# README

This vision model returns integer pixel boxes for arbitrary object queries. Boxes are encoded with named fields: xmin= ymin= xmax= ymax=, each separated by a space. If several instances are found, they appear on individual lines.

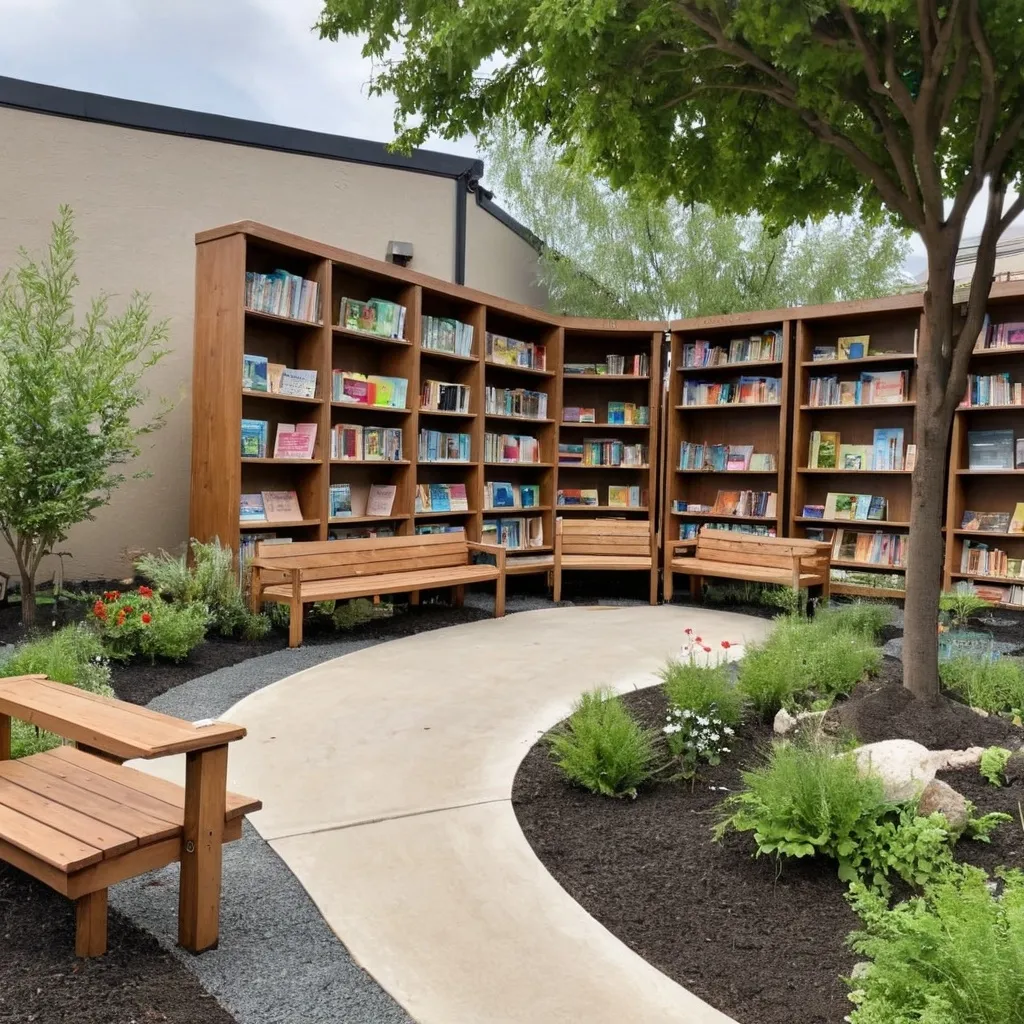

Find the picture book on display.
xmin=484 ymin=482 xmax=540 ymax=509
xmin=243 ymin=354 xmax=269 ymax=392
xmin=485 ymin=387 xmax=548 ymax=420
xmin=246 ymin=270 xmax=320 ymax=322
xmin=557 ymin=488 xmax=600 ymax=507
xmin=482 ymin=516 xmax=544 ymax=550
xmin=339 ymin=296 xmax=407 ymax=339
xmin=608 ymin=485 xmax=646 ymax=508
xmin=838 ymin=444 xmax=872 ymax=471
xmin=422 ymin=316 xmax=474 ymax=356
xmin=331 ymin=483 xmax=397 ymax=519
xmin=710 ymin=490 xmax=776 ymax=518
xmin=807 ymin=431 xmax=840 ymax=469
xmin=823 ymin=492 xmax=888 ymax=521
xmin=262 ymin=491 xmax=303 ymax=523
xmin=960 ymin=541 xmax=1024 ymax=579
xmin=484 ymin=432 xmax=540 ymax=464
xmin=278 ymin=369 xmax=318 ymax=399
xmin=563 ymin=407 xmax=597 ymax=423
xmin=415 ymin=483 xmax=469 ymax=513
xmin=975 ymin=317 xmax=1024 ymax=351
xmin=960 ymin=510 xmax=1012 ymax=533
xmin=241 ymin=419 xmax=268 ymax=458
xmin=968 ymin=429 xmax=1015 ymax=470
xmin=273 ymin=423 xmax=317 ymax=459
xmin=485 ymin=333 xmax=546 ymax=370
xmin=331 ymin=424 xmax=404 ymax=461
xmin=837 ymin=335 xmax=870 ymax=360
xmin=240 ymin=493 xmax=266 ymax=521
xmin=832 ymin=529 xmax=907 ymax=567
xmin=332 ymin=371 xmax=409 ymax=408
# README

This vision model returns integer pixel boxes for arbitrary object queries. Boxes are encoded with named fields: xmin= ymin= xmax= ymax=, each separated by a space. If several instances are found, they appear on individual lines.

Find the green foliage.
xmin=547 ymin=689 xmax=658 ymax=798
xmin=0 ymin=206 xmax=168 ymax=627
xmin=136 ymin=539 xmax=270 ymax=640
xmin=940 ymin=655 xmax=1024 ymax=716
xmin=845 ymin=868 xmax=1024 ymax=1024
xmin=88 ymin=587 xmax=208 ymax=663
xmin=814 ymin=602 xmax=895 ymax=642
xmin=703 ymin=580 xmax=806 ymax=615
xmin=963 ymin=806 xmax=1013 ymax=842
xmin=940 ymin=583 xmax=994 ymax=628
xmin=659 ymin=659 xmax=742 ymax=727
xmin=481 ymin=125 xmax=909 ymax=319
xmin=980 ymin=747 xmax=1013 ymax=787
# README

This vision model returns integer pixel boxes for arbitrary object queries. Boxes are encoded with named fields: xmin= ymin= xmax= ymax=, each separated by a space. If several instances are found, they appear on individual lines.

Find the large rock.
xmin=774 ymin=708 xmax=828 ymax=736
xmin=852 ymin=739 xmax=936 ymax=802
xmin=930 ymin=746 xmax=985 ymax=771
xmin=917 ymin=779 xmax=969 ymax=833
xmin=774 ymin=708 xmax=797 ymax=735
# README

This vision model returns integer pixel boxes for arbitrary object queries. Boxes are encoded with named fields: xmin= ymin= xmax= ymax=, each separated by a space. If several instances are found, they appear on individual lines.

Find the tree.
xmin=0 ymin=207 xmax=169 ymax=627
xmin=319 ymin=0 xmax=1024 ymax=698
xmin=484 ymin=125 xmax=911 ymax=319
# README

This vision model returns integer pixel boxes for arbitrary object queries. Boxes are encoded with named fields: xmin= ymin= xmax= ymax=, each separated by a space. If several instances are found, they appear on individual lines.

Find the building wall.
xmin=465 ymin=198 xmax=548 ymax=310
xmin=0 ymin=105 xmax=542 ymax=581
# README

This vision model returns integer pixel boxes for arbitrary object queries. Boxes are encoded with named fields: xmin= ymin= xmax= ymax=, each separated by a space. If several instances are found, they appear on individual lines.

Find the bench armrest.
xmin=670 ymin=540 xmax=698 ymax=556
xmin=466 ymin=541 xmax=507 ymax=572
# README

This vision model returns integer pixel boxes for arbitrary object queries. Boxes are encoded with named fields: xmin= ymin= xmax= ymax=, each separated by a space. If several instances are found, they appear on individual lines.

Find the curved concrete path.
xmin=222 ymin=605 xmax=769 ymax=1023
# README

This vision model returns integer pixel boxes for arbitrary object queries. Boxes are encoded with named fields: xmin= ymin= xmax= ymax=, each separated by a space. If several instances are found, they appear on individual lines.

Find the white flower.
xmin=724 ymin=727 xmax=735 ymax=736
xmin=709 ymin=732 xmax=720 ymax=742
xmin=721 ymin=747 xmax=730 ymax=754
xmin=696 ymin=716 xmax=708 ymax=726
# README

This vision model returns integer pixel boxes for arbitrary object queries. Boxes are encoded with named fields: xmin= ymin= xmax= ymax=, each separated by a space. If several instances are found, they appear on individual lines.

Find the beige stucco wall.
xmin=465 ymin=198 xmax=548 ymax=309
xmin=0 ymin=105 xmax=544 ymax=582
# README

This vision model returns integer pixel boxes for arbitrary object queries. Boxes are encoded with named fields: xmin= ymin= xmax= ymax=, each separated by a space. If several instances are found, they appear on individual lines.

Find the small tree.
xmin=0 ymin=207 xmax=169 ymax=627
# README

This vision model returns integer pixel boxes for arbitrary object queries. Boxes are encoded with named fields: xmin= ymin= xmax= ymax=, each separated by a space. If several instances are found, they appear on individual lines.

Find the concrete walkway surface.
xmin=216 ymin=606 xmax=769 ymax=1022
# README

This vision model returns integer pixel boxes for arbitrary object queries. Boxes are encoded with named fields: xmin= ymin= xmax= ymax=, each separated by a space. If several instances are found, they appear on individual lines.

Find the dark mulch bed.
xmin=512 ymin=684 xmax=1024 ymax=1024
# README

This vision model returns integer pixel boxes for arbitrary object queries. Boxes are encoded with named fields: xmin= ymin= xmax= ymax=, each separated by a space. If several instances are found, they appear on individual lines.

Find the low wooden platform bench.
xmin=664 ymin=528 xmax=832 ymax=602
xmin=250 ymin=532 xmax=507 ymax=647
xmin=553 ymin=518 xmax=659 ymax=605
xmin=0 ymin=674 xmax=260 ymax=957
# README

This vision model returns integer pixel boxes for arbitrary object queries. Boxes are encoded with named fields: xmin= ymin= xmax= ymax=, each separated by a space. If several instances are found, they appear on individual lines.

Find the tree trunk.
xmin=19 ymin=568 xmax=35 ymax=629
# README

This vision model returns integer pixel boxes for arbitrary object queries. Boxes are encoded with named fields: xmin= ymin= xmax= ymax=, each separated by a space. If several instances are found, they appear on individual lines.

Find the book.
xmin=862 ymin=370 xmax=906 ymax=403
xmin=808 ymin=431 xmax=840 ymax=469
xmin=415 ymin=483 xmax=468 ymax=513
xmin=239 ymin=493 xmax=266 ymax=521
xmin=1018 ymin=439 xmax=1024 ymax=469
xmin=812 ymin=346 xmax=837 ymax=361
xmin=334 ymin=372 xmax=374 ymax=405
xmin=872 ymin=428 xmax=905 ymax=471
xmin=243 ymin=354 xmax=269 ymax=392
xmin=267 ymin=362 xmax=286 ymax=394
xmin=486 ymin=332 xmax=547 ymax=370
xmin=748 ymin=453 xmax=777 ymax=471
xmin=367 ymin=484 xmax=397 ymax=517
xmin=369 ymin=374 xmax=410 ymax=409
xmin=726 ymin=445 xmax=754 ymax=471
xmin=968 ymin=429 xmax=1015 ymax=470
xmin=486 ymin=387 xmax=549 ymax=420
xmin=273 ymin=422 xmax=317 ymax=459
xmin=802 ymin=505 xmax=825 ymax=519
xmin=825 ymin=492 xmax=858 ymax=520
xmin=488 ymin=482 xmax=518 ymax=508
xmin=961 ymin=511 xmax=1010 ymax=532
xmin=422 ymin=316 xmax=474 ymax=356
xmin=905 ymin=444 xmax=917 ymax=472
xmin=246 ymin=270 xmax=320 ymax=322
xmin=278 ymin=368 xmax=318 ymax=399
xmin=329 ymin=484 xmax=352 ymax=518
xmin=867 ymin=496 xmax=888 ymax=521
xmin=839 ymin=444 xmax=872 ymax=471
xmin=262 ymin=490 xmax=303 ymax=522
xmin=1010 ymin=503 xmax=1024 ymax=534
xmin=838 ymin=335 xmax=870 ymax=360
xmin=240 ymin=419 xmax=268 ymax=458
xmin=557 ymin=488 xmax=600 ymax=506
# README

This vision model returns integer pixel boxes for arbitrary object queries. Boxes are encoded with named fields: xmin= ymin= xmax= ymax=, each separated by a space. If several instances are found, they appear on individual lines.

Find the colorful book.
xmin=329 ymin=484 xmax=353 ymax=518
xmin=1010 ymin=503 xmax=1024 ymax=534
xmin=838 ymin=335 xmax=870 ymax=360
xmin=273 ymin=423 xmax=317 ymax=459
xmin=239 ymin=493 xmax=266 ymax=521
xmin=872 ymin=428 xmax=905 ymax=471
xmin=240 ymin=419 xmax=268 ymax=458
xmin=243 ymin=354 xmax=269 ymax=392
xmin=278 ymin=368 xmax=318 ymax=399
xmin=839 ymin=444 xmax=872 ymax=471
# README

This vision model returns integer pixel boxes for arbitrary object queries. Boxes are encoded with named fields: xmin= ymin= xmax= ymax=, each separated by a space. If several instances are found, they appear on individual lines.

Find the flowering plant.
xmin=87 ymin=587 xmax=208 ymax=662
xmin=663 ymin=703 xmax=735 ymax=779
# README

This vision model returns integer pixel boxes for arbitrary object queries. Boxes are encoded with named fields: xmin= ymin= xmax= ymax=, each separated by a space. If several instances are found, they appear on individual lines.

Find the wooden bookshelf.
xmin=556 ymin=321 xmax=662 ymax=597
xmin=662 ymin=317 xmax=791 ymax=598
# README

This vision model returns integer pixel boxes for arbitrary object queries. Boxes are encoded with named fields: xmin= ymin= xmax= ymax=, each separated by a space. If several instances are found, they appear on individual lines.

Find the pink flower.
xmin=684 ymin=628 xmax=693 ymax=636
xmin=695 ymin=636 xmax=703 ymax=644
xmin=702 ymin=645 xmax=712 ymax=653
xmin=721 ymin=640 xmax=732 ymax=649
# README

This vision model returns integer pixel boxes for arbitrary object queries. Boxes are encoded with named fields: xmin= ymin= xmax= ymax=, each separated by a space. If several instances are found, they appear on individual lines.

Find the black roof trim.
xmin=0 ymin=76 xmax=485 ymax=181
xmin=475 ymin=187 xmax=544 ymax=253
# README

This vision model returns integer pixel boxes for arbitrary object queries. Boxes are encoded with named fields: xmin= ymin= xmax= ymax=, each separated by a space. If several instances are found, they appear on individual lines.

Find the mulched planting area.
xmin=513 ymin=680 xmax=1024 ymax=1024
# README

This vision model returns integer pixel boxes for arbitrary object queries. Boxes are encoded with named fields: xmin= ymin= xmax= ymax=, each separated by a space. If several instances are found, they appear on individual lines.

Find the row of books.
xmin=680 ymin=331 xmax=783 ymax=368
xmin=810 ymin=335 xmax=885 ymax=361
xmin=241 ymin=420 xmax=316 ymax=459
xmin=967 ymin=581 xmax=1024 ymax=607
xmin=564 ymin=354 xmax=650 ymax=376
xmin=238 ymin=533 xmax=291 ymax=583
xmin=484 ymin=482 xmax=540 ymax=509
xmin=419 ymin=430 xmax=471 ymax=463
xmin=415 ymin=483 xmax=469 ymax=513
xmin=482 ymin=517 xmax=545 ymax=551
xmin=975 ymin=316 xmax=1024 ymax=350
xmin=833 ymin=528 xmax=906 ymax=566
xmin=557 ymin=486 xmax=646 ymax=508
xmin=485 ymin=386 xmax=548 ymax=420
xmin=710 ymin=490 xmax=777 ymax=518
xmin=678 ymin=443 xmax=776 ymax=472
xmin=485 ymin=332 xmax=546 ymax=370
xmin=422 ymin=316 xmax=473 ymax=356
xmin=240 ymin=491 xmax=306 ymax=523
xmin=333 ymin=525 xmax=397 ymax=540
xmin=802 ymin=493 xmax=888 ymax=521
xmin=961 ymin=373 xmax=1024 ymax=407
xmin=422 ymin=380 xmax=471 ymax=414
xmin=961 ymin=505 xmax=1024 ymax=533
xmin=484 ymin=433 xmax=541 ymax=464
xmin=807 ymin=428 xmax=911 ymax=471
xmin=563 ymin=402 xmax=650 ymax=425
xmin=415 ymin=524 xmax=464 ymax=536
xmin=339 ymin=296 xmax=406 ymax=339
xmin=245 ymin=271 xmax=320 ymax=323
xmin=679 ymin=522 xmax=777 ymax=539
xmin=331 ymin=424 xmax=404 ymax=461
xmin=960 ymin=541 xmax=1024 ymax=579
xmin=558 ymin=441 xmax=648 ymax=467
xmin=682 ymin=377 xmax=781 ymax=406
xmin=333 ymin=371 xmax=409 ymax=408
xmin=329 ymin=483 xmax=397 ymax=518
xmin=967 ymin=429 xmax=1024 ymax=469
xmin=242 ymin=356 xmax=318 ymax=398
xmin=807 ymin=371 xmax=907 ymax=406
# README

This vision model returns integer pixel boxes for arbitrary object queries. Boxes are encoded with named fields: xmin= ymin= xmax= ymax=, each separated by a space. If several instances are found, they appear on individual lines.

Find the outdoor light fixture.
xmin=386 ymin=240 xmax=413 ymax=267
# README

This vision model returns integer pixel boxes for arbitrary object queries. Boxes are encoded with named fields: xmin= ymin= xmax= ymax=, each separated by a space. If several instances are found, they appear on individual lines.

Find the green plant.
xmin=981 ymin=747 xmax=1013 ymax=787
xmin=845 ymin=868 xmax=1024 ymax=1024
xmin=940 ymin=582 xmax=994 ymax=628
xmin=88 ymin=587 xmax=208 ymax=662
xmin=0 ymin=206 xmax=169 ymax=627
xmin=659 ymin=657 xmax=742 ymax=728
xmin=814 ymin=601 xmax=895 ymax=641
xmin=662 ymin=704 xmax=735 ymax=779
xmin=547 ymin=689 xmax=658 ymax=798
xmin=135 ymin=539 xmax=270 ymax=640
xmin=940 ymin=655 xmax=1024 ymax=716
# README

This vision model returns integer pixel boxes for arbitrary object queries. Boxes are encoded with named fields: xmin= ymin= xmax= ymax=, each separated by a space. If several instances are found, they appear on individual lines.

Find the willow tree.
xmin=319 ymin=0 xmax=1024 ymax=698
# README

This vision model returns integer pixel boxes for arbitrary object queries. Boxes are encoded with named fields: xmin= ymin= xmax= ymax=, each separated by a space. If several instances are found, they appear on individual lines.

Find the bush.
xmin=136 ymin=539 xmax=270 ymax=640
xmin=940 ymin=655 xmax=1024 ymax=715
xmin=846 ymin=867 xmax=1024 ymax=1024
xmin=939 ymin=582 xmax=993 ymax=628
xmin=88 ymin=587 xmax=208 ymax=662
xmin=814 ymin=601 xmax=895 ymax=641
xmin=660 ymin=659 xmax=743 ymax=727
xmin=980 ymin=746 xmax=1013 ymax=787
xmin=547 ymin=689 xmax=658 ymax=798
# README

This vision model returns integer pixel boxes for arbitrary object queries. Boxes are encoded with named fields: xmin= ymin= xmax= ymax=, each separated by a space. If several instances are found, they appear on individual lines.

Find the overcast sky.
xmin=5 ymin=0 xmax=1022 ymax=279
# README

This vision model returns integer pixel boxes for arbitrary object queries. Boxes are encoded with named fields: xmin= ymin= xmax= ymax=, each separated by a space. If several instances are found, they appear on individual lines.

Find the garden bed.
xmin=512 ymin=675 xmax=1024 ymax=1024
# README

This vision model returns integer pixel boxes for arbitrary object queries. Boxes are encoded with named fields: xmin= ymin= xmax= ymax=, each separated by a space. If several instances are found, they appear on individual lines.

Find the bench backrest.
xmin=556 ymin=517 xmax=652 ymax=558
xmin=694 ymin=528 xmax=831 ymax=568
xmin=255 ymin=533 xmax=471 ymax=584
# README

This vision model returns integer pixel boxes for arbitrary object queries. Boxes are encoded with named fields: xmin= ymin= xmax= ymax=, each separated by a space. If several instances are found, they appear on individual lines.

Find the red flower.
xmin=92 ymin=600 xmax=107 ymax=619
xmin=103 ymin=590 xmax=120 ymax=602
xmin=141 ymin=612 xmax=152 ymax=624
xmin=123 ymin=606 xmax=133 ymax=615
xmin=684 ymin=628 xmax=693 ymax=636
xmin=694 ymin=636 xmax=703 ymax=644
xmin=702 ymin=645 xmax=712 ymax=653
xmin=116 ymin=610 xmax=127 ymax=627
xmin=721 ymin=640 xmax=732 ymax=649
xmin=138 ymin=585 xmax=153 ymax=598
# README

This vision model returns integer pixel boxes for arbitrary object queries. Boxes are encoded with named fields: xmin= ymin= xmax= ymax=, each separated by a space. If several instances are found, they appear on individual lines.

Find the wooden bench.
xmin=552 ymin=518 xmax=658 ymax=605
xmin=664 ymin=528 xmax=832 ymax=602
xmin=250 ymin=532 xmax=507 ymax=647
xmin=0 ymin=675 xmax=260 ymax=957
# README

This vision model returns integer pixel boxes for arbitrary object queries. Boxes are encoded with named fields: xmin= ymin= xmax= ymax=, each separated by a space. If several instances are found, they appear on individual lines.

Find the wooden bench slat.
xmin=256 ymin=532 xmax=462 ymax=557
xmin=0 ymin=800 xmax=102 ymax=872
xmin=262 ymin=564 xmax=499 ymax=603
xmin=560 ymin=555 xmax=652 ymax=569
xmin=257 ymin=543 xmax=469 ymax=573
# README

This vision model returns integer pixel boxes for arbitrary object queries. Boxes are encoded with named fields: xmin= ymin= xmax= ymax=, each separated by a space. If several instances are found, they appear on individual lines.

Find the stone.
xmin=851 ymin=739 xmax=936 ymax=802
xmin=774 ymin=708 xmax=797 ymax=735
xmin=774 ymin=708 xmax=827 ymax=736
xmin=917 ymin=779 xmax=969 ymax=833
xmin=930 ymin=747 xmax=985 ymax=771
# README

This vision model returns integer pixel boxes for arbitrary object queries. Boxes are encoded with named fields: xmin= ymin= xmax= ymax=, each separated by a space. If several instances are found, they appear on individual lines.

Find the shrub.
xmin=660 ymin=658 xmax=743 ymax=727
xmin=939 ymin=582 xmax=993 ymax=628
xmin=88 ymin=587 xmax=208 ymax=662
xmin=846 ymin=868 xmax=1024 ymax=1024
xmin=980 ymin=746 xmax=1013 ymax=787
xmin=547 ymin=689 xmax=658 ymax=798
xmin=135 ymin=539 xmax=270 ymax=640
xmin=940 ymin=655 xmax=1024 ymax=715
xmin=814 ymin=601 xmax=895 ymax=641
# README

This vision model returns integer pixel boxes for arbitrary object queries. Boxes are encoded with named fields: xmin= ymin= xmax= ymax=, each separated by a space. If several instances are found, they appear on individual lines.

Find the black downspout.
xmin=454 ymin=171 xmax=469 ymax=285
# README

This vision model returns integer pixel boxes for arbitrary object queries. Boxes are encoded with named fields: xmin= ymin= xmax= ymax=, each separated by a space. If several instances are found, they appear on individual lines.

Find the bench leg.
xmin=663 ymin=568 xmax=674 ymax=603
xmin=552 ymin=568 xmax=562 ymax=604
xmin=76 ymin=889 xmax=108 ymax=957
xmin=494 ymin=575 xmax=506 ymax=618
xmin=689 ymin=574 xmax=702 ymax=602
xmin=649 ymin=568 xmax=658 ymax=606
xmin=288 ymin=599 xmax=303 ymax=648
xmin=179 ymin=744 xmax=228 ymax=954
xmin=409 ymin=590 xmax=421 ymax=607
xmin=0 ymin=713 xmax=9 ymax=761
xmin=452 ymin=585 xmax=465 ymax=608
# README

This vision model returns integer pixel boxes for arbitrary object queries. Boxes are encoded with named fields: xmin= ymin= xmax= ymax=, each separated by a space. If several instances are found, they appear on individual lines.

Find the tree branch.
xmin=1000 ymin=191 xmax=1024 ymax=236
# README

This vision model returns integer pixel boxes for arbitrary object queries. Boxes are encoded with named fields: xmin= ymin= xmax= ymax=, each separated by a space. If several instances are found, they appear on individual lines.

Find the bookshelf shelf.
xmin=485 ymin=461 xmax=554 ymax=468
xmin=241 ymin=457 xmax=323 ymax=465
xmin=954 ymin=529 xmax=1024 ymax=537
xmin=330 ymin=403 xmax=412 ymax=415
xmin=483 ymin=506 xmax=551 ymax=514
xmin=677 ymin=359 xmax=782 ymax=373
xmin=674 ymin=402 xmax=781 ymax=411
xmin=967 ymin=347 xmax=1024 ymax=359
xmin=420 ymin=460 xmax=474 ymax=465
xmin=419 ymin=408 xmax=477 ymax=418
xmin=800 ymin=353 xmax=917 ymax=368
xmin=484 ymin=360 xmax=555 ymax=378
xmin=245 ymin=307 xmax=322 ymax=329
xmin=560 ymin=421 xmax=649 ymax=429
xmin=952 ymin=572 xmax=1024 ymax=584
xmin=485 ymin=414 xmax=555 ymax=424
xmin=329 ymin=514 xmax=411 ymax=524
xmin=798 ymin=468 xmax=912 ymax=475
xmin=330 ymin=459 xmax=410 ymax=466
xmin=675 ymin=512 xmax=778 ymax=522
xmin=242 ymin=389 xmax=323 ymax=405
xmin=240 ymin=518 xmax=321 ymax=530
xmin=832 ymin=559 xmax=906 ymax=571
xmin=414 ymin=508 xmax=475 ymax=519
xmin=676 ymin=468 xmax=776 ymax=475
xmin=557 ymin=505 xmax=649 ymax=513
xmin=955 ymin=468 xmax=1024 ymax=475
xmin=332 ymin=324 xmax=411 ymax=347
xmin=559 ymin=464 xmax=651 ymax=471
xmin=564 ymin=374 xmax=651 ymax=382
xmin=799 ymin=401 xmax=917 ymax=410
xmin=832 ymin=582 xmax=907 ymax=599
xmin=420 ymin=347 xmax=479 ymax=364
xmin=957 ymin=404 xmax=1024 ymax=412
xmin=796 ymin=516 xmax=909 ymax=528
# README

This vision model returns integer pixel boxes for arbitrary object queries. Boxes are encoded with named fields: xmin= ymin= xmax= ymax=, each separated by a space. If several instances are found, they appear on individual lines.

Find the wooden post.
xmin=409 ymin=590 xmax=421 ymax=606
xmin=249 ymin=562 xmax=262 ymax=614
xmin=648 ymin=533 xmax=659 ymax=606
xmin=178 ymin=744 xmax=228 ymax=954
xmin=689 ymin=573 xmax=701 ymax=601
xmin=552 ymin=519 xmax=563 ymax=603
xmin=452 ymin=585 xmax=465 ymax=608
xmin=0 ymin=713 xmax=10 ymax=761
xmin=288 ymin=568 xmax=303 ymax=648
xmin=75 ymin=889 xmax=108 ymax=956
xmin=494 ymin=573 xmax=506 ymax=618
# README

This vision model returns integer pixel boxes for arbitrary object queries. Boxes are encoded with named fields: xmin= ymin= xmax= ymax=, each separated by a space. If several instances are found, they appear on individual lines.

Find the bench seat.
xmin=559 ymin=554 xmax=653 ymax=571
xmin=669 ymin=557 xmax=826 ymax=587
